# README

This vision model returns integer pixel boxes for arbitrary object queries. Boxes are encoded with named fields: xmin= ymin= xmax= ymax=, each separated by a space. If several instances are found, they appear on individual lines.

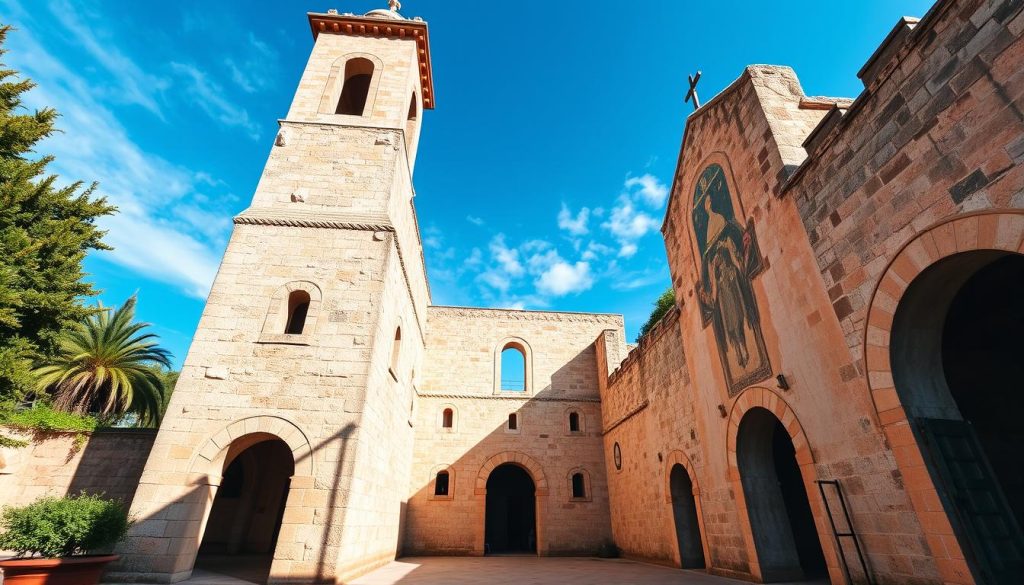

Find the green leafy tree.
xmin=34 ymin=296 xmax=172 ymax=426
xmin=0 ymin=25 xmax=115 ymax=407
xmin=637 ymin=287 xmax=676 ymax=341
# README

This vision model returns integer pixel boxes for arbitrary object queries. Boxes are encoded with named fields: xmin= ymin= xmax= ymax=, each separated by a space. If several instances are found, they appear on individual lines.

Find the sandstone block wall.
xmin=0 ymin=429 xmax=155 ymax=510
xmin=404 ymin=307 xmax=622 ymax=556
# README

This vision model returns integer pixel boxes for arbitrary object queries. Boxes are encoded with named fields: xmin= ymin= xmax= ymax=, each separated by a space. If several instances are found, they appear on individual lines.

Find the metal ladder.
xmin=815 ymin=479 xmax=874 ymax=585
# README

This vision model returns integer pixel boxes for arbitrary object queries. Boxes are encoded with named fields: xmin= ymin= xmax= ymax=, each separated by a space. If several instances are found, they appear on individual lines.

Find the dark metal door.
xmin=917 ymin=417 xmax=1024 ymax=585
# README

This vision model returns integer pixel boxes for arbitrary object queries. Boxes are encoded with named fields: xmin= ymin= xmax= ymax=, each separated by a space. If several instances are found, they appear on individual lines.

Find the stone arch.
xmin=493 ymin=336 xmax=534 ymax=394
xmin=260 ymin=281 xmax=323 ymax=344
xmin=475 ymin=451 xmax=548 ymax=495
xmin=189 ymin=415 xmax=314 ymax=482
xmin=663 ymin=450 xmax=701 ymax=500
xmin=862 ymin=210 xmax=1024 ymax=585
xmin=318 ymin=52 xmax=385 ymax=116
xmin=664 ymin=450 xmax=708 ymax=570
xmin=725 ymin=387 xmax=840 ymax=583
xmin=725 ymin=387 xmax=813 ymax=472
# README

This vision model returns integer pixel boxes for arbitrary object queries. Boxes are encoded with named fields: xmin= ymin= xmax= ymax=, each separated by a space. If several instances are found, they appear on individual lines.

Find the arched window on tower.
xmin=285 ymin=290 xmax=311 ymax=335
xmin=572 ymin=472 xmax=586 ymax=499
xmin=407 ymin=92 xmax=418 ymax=121
xmin=442 ymin=408 xmax=454 ymax=429
xmin=500 ymin=345 xmax=526 ymax=391
xmin=389 ymin=326 xmax=402 ymax=376
xmin=336 ymin=58 xmax=374 ymax=116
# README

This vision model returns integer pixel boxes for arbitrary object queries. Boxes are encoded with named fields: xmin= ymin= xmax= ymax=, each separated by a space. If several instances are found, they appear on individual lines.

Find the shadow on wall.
xmin=107 ymin=422 xmax=358 ymax=585
xmin=401 ymin=345 xmax=613 ymax=559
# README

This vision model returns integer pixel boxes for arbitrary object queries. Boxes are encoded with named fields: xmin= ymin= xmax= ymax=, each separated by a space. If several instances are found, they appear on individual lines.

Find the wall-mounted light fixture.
xmin=776 ymin=374 xmax=790 ymax=391
xmin=718 ymin=404 xmax=728 ymax=418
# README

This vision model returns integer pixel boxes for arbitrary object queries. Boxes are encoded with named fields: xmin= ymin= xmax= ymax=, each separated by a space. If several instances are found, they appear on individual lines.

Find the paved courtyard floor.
xmin=350 ymin=557 xmax=754 ymax=585
xmin=131 ymin=556 xmax=830 ymax=585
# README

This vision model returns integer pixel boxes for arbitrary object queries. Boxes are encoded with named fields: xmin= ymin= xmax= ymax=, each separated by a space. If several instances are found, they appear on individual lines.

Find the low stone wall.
xmin=0 ymin=427 xmax=156 ymax=510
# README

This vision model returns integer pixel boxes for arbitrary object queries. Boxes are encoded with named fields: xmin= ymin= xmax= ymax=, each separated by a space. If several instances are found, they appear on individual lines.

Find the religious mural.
xmin=692 ymin=163 xmax=770 ymax=396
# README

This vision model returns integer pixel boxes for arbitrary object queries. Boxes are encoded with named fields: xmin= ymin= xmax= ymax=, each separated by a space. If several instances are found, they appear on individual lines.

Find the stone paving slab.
xmin=350 ymin=557 xmax=755 ymax=585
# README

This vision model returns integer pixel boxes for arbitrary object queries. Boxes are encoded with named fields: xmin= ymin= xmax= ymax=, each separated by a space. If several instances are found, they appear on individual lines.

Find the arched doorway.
xmin=670 ymin=464 xmax=706 ymax=569
xmin=737 ymin=407 xmax=826 ymax=582
xmin=891 ymin=250 xmax=1024 ymax=584
xmin=485 ymin=464 xmax=536 ymax=554
xmin=196 ymin=438 xmax=294 ymax=584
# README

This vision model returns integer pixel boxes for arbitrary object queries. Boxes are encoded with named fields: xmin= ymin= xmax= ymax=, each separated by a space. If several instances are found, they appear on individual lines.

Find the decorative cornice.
xmin=602 ymin=399 xmax=649 ymax=435
xmin=428 ymin=305 xmax=623 ymax=325
xmin=308 ymin=12 xmax=435 ymax=110
xmin=418 ymin=392 xmax=601 ymax=403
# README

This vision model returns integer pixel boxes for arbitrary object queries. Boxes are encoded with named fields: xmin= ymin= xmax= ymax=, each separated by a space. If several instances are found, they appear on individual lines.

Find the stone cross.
xmin=685 ymin=70 xmax=702 ymax=110
xmin=389 ymin=0 xmax=402 ymax=11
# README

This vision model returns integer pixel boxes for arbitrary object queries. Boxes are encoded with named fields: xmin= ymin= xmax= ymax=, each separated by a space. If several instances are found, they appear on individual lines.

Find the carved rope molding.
xmin=233 ymin=211 xmax=426 ymax=341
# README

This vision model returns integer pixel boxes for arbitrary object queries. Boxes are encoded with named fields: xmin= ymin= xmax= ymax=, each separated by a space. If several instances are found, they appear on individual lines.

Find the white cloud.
xmin=618 ymin=242 xmax=638 ymax=258
xmin=478 ymin=269 xmax=512 ymax=293
xmin=581 ymin=241 xmax=614 ymax=261
xmin=625 ymin=174 xmax=669 ymax=208
xmin=466 ymin=215 xmax=484 ymax=226
xmin=224 ymin=32 xmax=279 ymax=94
xmin=463 ymin=247 xmax=483 ymax=268
xmin=4 ymin=20 xmax=229 ymax=299
xmin=489 ymin=235 xmax=524 ymax=277
xmin=536 ymin=260 xmax=594 ymax=296
xmin=557 ymin=204 xmax=590 ymax=236
xmin=46 ymin=0 xmax=169 ymax=117
xmin=603 ymin=196 xmax=661 ymax=240
xmin=171 ymin=62 xmax=261 ymax=140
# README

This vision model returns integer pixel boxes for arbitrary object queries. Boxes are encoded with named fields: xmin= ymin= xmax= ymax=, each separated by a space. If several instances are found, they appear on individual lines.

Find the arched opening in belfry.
xmin=484 ymin=463 xmax=536 ymax=554
xmin=195 ymin=438 xmax=294 ymax=584
xmin=737 ymin=407 xmax=826 ymax=582
xmin=891 ymin=250 xmax=1024 ymax=584
xmin=670 ymin=464 xmax=706 ymax=569
xmin=336 ymin=57 xmax=373 ymax=115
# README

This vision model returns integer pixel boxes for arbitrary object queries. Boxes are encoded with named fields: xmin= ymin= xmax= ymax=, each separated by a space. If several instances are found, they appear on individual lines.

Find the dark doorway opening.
xmin=737 ymin=407 xmax=827 ymax=582
xmin=485 ymin=464 xmax=536 ymax=554
xmin=196 ymin=438 xmax=294 ymax=584
xmin=892 ymin=251 xmax=1024 ymax=584
xmin=670 ymin=464 xmax=706 ymax=569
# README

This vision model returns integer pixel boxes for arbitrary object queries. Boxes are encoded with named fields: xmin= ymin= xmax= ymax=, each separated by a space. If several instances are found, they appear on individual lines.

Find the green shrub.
xmin=0 ymin=494 xmax=130 ymax=558
xmin=0 ymin=405 xmax=98 ymax=433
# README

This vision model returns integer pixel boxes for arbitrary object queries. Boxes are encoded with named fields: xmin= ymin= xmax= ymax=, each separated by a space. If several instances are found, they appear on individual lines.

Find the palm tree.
xmin=34 ymin=296 xmax=172 ymax=426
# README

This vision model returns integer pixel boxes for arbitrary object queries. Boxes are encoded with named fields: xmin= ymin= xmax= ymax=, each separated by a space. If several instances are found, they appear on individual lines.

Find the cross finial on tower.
xmin=388 ymin=0 xmax=402 ymax=12
xmin=685 ymin=70 xmax=702 ymax=111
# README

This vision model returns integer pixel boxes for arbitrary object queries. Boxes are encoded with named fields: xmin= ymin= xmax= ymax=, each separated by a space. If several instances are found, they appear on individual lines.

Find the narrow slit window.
xmin=390 ymin=326 xmax=402 ymax=374
xmin=442 ymin=408 xmax=454 ymax=429
xmin=569 ymin=412 xmax=580 ymax=432
xmin=434 ymin=471 xmax=449 ymax=496
xmin=336 ymin=58 xmax=374 ymax=115
xmin=407 ymin=92 xmax=417 ymax=121
xmin=572 ymin=473 xmax=586 ymax=498
xmin=508 ymin=413 xmax=518 ymax=430
xmin=285 ymin=290 xmax=311 ymax=335
xmin=500 ymin=345 xmax=526 ymax=391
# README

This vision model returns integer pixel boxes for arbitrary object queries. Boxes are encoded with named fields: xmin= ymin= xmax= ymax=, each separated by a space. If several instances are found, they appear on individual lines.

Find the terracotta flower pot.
xmin=0 ymin=554 xmax=119 ymax=585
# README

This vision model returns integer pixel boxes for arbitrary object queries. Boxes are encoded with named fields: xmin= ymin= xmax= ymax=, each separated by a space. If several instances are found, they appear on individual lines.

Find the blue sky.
xmin=3 ymin=0 xmax=935 ymax=368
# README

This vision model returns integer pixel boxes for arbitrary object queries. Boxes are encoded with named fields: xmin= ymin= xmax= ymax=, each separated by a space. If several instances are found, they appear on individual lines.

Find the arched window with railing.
xmin=494 ymin=338 xmax=533 ymax=394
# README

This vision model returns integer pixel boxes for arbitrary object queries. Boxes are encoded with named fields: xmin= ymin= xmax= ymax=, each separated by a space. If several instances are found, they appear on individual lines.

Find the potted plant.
xmin=0 ymin=493 xmax=130 ymax=585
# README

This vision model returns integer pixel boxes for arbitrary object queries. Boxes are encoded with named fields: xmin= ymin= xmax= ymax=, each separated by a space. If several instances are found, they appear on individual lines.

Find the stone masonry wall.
xmin=607 ymin=58 xmax=942 ymax=583
xmin=404 ymin=307 xmax=622 ymax=556
xmin=0 ymin=429 xmax=155 ymax=509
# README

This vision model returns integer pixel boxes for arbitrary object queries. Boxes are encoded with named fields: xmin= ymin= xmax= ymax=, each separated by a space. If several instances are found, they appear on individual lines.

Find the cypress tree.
xmin=0 ymin=25 xmax=115 ymax=407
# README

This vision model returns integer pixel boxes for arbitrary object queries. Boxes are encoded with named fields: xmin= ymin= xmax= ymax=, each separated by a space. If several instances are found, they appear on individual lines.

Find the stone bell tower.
xmin=114 ymin=4 xmax=434 ymax=584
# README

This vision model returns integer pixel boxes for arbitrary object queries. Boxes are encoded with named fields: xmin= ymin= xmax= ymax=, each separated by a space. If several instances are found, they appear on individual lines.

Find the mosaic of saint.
xmin=692 ymin=164 xmax=770 ymax=395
